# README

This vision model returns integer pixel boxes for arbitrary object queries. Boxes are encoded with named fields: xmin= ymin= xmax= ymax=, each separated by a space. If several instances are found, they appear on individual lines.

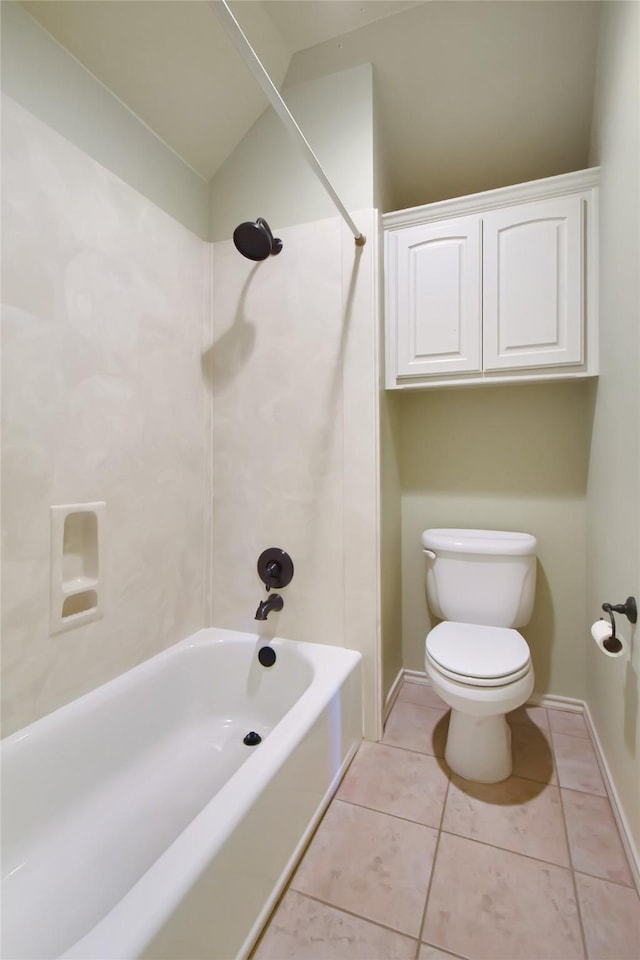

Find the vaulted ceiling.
xmin=19 ymin=0 xmax=602 ymax=211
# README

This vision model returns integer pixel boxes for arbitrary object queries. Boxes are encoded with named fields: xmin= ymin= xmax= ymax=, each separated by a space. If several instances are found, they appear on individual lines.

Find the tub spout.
xmin=255 ymin=593 xmax=284 ymax=620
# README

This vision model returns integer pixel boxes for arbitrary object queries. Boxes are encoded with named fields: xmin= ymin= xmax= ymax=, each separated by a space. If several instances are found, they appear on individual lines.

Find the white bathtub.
xmin=1 ymin=628 xmax=363 ymax=960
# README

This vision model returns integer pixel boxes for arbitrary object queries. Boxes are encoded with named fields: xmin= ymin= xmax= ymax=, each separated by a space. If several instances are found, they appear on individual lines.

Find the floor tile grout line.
xmin=389 ymin=703 xmax=450 ymax=718
xmin=560 ymin=782 xmax=620 ymax=799
xmin=415 ymin=774 xmax=452 ymax=959
xmin=378 ymin=744 xmax=633 ymax=892
xmin=381 ymin=736 xmax=570 ymax=791
xmin=571 ymin=865 xmax=638 ymax=890
xmin=557 ymin=776 xmax=590 ymax=960
xmin=396 ymin=697 xmax=602 ymax=744
xmin=337 ymin=788 xmax=634 ymax=886
xmin=335 ymin=795 xmax=445 ymax=833
xmin=548 ymin=723 xmax=592 ymax=740
xmin=437 ymin=827 xmax=576 ymax=873
xmin=367 ymin=737 xmax=445 ymax=761
xmin=550 ymin=724 xmax=598 ymax=746
xmin=552 ymin=761 xmax=608 ymax=798
xmin=335 ymin=792 xmax=595 ymax=876
xmin=396 ymin=693 xmax=450 ymax=708
xmin=381 ymin=740 xmax=445 ymax=759
xmin=286 ymin=887 xmax=421 ymax=945
xmin=419 ymin=940 xmax=472 ymax=960
xmin=384 ymin=706 xmax=632 ymax=882
xmin=549 ymin=722 xmax=608 ymax=786
xmin=558 ymin=787 xmax=637 ymax=888
xmin=549 ymin=730 xmax=592 ymax=741
xmin=512 ymin=713 xmax=564 ymax=790
xmin=550 ymin=780 xmax=608 ymax=799
xmin=546 ymin=708 xmax=590 ymax=738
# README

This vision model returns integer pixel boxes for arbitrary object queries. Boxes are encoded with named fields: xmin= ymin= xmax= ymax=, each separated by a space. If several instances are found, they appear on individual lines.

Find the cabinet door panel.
xmin=394 ymin=217 xmax=481 ymax=377
xmin=483 ymin=196 xmax=583 ymax=370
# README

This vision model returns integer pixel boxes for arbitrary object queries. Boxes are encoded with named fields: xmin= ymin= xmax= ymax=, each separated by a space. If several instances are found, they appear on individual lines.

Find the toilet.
xmin=422 ymin=528 xmax=537 ymax=783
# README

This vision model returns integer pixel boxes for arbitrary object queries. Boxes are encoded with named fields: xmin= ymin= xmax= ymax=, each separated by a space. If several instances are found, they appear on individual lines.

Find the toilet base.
xmin=445 ymin=709 xmax=512 ymax=783
xmin=425 ymin=649 xmax=534 ymax=784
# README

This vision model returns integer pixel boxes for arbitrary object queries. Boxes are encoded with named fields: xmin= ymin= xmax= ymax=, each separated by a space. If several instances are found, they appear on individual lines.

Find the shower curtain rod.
xmin=209 ymin=0 xmax=366 ymax=247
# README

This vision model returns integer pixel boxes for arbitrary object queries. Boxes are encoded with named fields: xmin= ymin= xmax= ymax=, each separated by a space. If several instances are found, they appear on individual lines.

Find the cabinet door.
xmin=392 ymin=216 xmax=481 ymax=378
xmin=483 ymin=195 xmax=584 ymax=371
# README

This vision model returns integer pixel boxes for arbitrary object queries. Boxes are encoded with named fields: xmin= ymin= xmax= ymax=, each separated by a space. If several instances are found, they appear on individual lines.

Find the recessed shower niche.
xmin=50 ymin=502 xmax=105 ymax=634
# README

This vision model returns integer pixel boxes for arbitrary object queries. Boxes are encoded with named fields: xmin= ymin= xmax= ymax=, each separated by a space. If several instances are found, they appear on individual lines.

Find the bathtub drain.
xmin=243 ymin=731 xmax=262 ymax=746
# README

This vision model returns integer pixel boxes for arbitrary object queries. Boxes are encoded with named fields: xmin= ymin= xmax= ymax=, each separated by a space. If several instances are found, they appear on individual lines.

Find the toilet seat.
xmin=426 ymin=622 xmax=531 ymax=687
xmin=426 ymin=650 xmax=531 ymax=687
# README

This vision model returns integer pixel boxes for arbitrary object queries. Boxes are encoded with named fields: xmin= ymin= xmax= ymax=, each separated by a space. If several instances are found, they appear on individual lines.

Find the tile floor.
xmin=252 ymin=678 xmax=640 ymax=960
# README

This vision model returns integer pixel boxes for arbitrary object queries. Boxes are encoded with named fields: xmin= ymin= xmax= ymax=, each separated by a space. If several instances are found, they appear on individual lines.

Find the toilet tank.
xmin=422 ymin=529 xmax=537 ymax=628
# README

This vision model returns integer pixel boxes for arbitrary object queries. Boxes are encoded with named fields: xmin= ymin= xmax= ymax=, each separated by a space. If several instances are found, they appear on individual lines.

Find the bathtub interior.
xmin=1 ymin=630 xmax=326 ymax=960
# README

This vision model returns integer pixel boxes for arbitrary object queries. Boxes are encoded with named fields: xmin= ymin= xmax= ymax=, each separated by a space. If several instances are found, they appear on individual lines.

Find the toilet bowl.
xmin=422 ymin=529 xmax=537 ymax=783
xmin=425 ymin=622 xmax=534 ymax=781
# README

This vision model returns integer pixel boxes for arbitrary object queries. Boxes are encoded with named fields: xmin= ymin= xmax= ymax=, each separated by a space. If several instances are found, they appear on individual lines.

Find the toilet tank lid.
xmin=421 ymin=528 xmax=537 ymax=557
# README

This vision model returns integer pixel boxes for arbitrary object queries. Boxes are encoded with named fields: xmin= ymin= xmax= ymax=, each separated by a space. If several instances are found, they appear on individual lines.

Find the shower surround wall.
xmin=1 ymin=96 xmax=211 ymax=734
xmin=1 ymin=106 xmax=382 ymax=741
xmin=207 ymin=62 xmax=383 ymax=738
xmin=1 ymin=25 xmax=383 ymax=740
xmin=208 ymin=211 xmax=381 ymax=740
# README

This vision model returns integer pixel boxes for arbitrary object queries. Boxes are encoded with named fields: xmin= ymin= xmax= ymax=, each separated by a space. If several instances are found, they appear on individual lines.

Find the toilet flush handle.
xmin=422 ymin=548 xmax=437 ymax=561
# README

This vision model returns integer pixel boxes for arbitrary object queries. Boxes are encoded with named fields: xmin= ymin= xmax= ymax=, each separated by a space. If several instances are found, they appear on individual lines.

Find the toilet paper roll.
xmin=591 ymin=619 xmax=626 ymax=658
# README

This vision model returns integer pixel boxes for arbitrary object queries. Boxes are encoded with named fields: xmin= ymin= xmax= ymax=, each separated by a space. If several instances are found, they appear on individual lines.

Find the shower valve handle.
xmin=264 ymin=561 xmax=280 ymax=591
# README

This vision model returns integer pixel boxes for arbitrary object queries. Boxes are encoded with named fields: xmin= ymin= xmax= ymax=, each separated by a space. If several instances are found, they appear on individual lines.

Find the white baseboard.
xmin=396 ymin=669 xmax=639 ymax=891
xmin=527 ymin=692 xmax=585 ymax=713
xmin=402 ymin=669 xmax=430 ymax=685
xmin=404 ymin=669 xmax=583 ymax=713
xmin=582 ymin=702 xmax=640 ymax=892
xmin=383 ymin=668 xmax=404 ymax=722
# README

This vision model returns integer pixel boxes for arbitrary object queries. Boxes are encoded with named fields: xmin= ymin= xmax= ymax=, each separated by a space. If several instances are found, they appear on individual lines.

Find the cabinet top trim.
xmin=383 ymin=167 xmax=600 ymax=231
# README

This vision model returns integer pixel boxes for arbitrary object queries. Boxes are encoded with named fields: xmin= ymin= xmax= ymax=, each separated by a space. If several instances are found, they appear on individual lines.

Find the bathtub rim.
xmin=1 ymin=626 xmax=320 ymax=755
xmin=3 ymin=627 xmax=363 ymax=960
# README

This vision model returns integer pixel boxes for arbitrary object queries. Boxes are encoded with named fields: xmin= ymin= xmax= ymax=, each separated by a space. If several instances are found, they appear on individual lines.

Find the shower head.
xmin=233 ymin=218 xmax=283 ymax=261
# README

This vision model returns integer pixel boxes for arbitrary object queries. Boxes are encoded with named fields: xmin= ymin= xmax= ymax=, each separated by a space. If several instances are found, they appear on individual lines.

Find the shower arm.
xmin=209 ymin=0 xmax=366 ymax=248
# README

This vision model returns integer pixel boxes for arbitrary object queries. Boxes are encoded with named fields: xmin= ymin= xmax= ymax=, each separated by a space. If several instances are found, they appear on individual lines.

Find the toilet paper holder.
xmin=601 ymin=597 xmax=637 ymax=653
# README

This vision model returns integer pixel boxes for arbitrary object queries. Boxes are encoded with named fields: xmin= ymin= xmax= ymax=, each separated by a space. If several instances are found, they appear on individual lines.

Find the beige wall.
xmin=586 ymin=0 xmax=640 ymax=854
xmin=286 ymin=1 xmax=601 ymax=213
xmin=208 ymin=212 xmax=381 ymax=740
xmin=398 ymin=382 xmax=594 ymax=700
xmin=1 ymin=1 xmax=209 ymax=238
xmin=209 ymin=65 xmax=375 ymax=241
xmin=1 ymin=97 xmax=211 ymax=733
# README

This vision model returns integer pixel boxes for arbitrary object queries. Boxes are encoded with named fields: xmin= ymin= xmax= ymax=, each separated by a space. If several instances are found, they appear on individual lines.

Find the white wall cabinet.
xmin=384 ymin=169 xmax=599 ymax=389
xmin=394 ymin=216 xmax=481 ymax=378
